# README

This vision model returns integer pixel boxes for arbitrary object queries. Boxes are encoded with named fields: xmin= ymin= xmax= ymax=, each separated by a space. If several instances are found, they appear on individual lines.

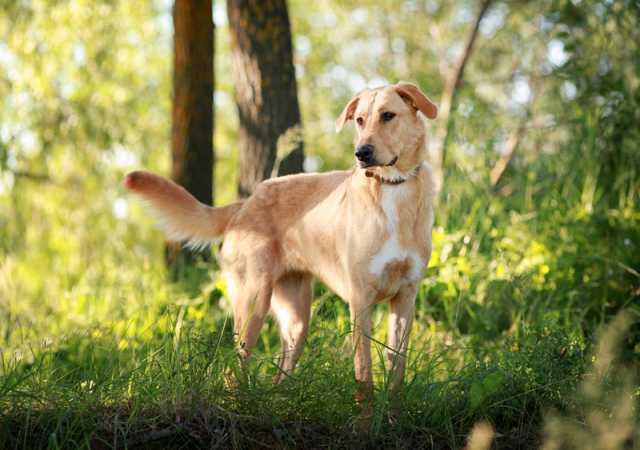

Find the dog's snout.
xmin=355 ymin=144 xmax=374 ymax=163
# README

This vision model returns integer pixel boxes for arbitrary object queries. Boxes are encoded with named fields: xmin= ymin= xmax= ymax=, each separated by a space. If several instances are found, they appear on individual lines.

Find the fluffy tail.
xmin=123 ymin=170 xmax=244 ymax=249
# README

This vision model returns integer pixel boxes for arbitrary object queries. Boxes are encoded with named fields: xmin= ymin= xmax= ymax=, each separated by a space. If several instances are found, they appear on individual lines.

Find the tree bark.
xmin=167 ymin=0 xmax=214 ymax=269
xmin=227 ymin=0 xmax=304 ymax=198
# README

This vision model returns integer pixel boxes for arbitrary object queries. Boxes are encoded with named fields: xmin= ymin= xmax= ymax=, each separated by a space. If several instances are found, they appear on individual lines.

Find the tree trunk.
xmin=167 ymin=0 xmax=214 ymax=270
xmin=227 ymin=0 xmax=304 ymax=198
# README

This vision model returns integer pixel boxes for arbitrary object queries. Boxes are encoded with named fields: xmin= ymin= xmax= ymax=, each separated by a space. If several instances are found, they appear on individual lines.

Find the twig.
xmin=433 ymin=0 xmax=494 ymax=189
xmin=10 ymin=170 xmax=51 ymax=183
xmin=489 ymin=122 xmax=527 ymax=187
xmin=489 ymin=77 xmax=541 ymax=188
xmin=125 ymin=426 xmax=183 ymax=448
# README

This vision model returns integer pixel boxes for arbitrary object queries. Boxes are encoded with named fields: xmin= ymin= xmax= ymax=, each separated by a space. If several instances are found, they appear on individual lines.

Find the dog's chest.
xmin=367 ymin=185 xmax=429 ymax=285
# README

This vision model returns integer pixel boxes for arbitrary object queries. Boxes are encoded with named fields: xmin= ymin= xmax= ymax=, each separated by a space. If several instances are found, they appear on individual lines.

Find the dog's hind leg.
xmin=230 ymin=273 xmax=273 ymax=371
xmin=271 ymin=272 xmax=312 ymax=384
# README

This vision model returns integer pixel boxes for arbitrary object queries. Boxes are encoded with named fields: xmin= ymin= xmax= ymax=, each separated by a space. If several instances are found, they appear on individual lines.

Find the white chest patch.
xmin=368 ymin=184 xmax=425 ymax=281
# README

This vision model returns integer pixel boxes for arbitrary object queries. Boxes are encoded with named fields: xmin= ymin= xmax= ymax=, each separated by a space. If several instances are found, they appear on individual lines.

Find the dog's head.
xmin=335 ymin=82 xmax=437 ymax=175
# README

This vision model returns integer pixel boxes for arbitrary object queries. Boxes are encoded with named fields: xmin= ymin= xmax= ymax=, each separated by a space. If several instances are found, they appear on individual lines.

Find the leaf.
xmin=469 ymin=371 xmax=505 ymax=411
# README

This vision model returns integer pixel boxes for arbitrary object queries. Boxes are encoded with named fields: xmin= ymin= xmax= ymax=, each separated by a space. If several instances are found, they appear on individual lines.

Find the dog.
xmin=124 ymin=81 xmax=437 ymax=405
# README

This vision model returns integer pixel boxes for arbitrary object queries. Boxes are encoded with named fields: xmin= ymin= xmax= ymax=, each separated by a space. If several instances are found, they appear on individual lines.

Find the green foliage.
xmin=0 ymin=0 xmax=639 ymax=448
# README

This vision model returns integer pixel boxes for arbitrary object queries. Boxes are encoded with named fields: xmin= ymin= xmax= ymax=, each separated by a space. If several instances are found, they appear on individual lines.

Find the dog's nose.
xmin=355 ymin=144 xmax=374 ymax=163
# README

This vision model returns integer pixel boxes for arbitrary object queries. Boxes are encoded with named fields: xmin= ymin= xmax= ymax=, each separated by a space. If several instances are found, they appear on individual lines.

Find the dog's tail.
xmin=123 ymin=170 xmax=244 ymax=249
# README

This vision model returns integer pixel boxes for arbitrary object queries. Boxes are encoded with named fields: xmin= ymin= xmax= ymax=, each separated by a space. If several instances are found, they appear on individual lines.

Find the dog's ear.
xmin=335 ymin=94 xmax=361 ymax=132
xmin=395 ymin=82 xmax=438 ymax=120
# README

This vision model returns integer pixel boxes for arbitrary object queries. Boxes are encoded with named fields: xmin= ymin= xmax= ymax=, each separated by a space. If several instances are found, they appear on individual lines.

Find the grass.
xmin=0 ymin=150 xmax=638 ymax=448
xmin=0 ymin=254 xmax=635 ymax=449
xmin=0 ymin=288 xmax=589 ymax=449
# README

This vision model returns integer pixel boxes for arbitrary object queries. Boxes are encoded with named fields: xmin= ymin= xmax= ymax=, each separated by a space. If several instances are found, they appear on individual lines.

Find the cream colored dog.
xmin=124 ymin=82 xmax=437 ymax=402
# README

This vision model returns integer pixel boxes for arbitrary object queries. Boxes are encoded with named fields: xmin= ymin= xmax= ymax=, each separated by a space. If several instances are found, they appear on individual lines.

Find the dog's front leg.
xmin=386 ymin=286 xmax=417 ymax=391
xmin=385 ymin=285 xmax=417 ymax=421
xmin=350 ymin=302 xmax=374 ymax=426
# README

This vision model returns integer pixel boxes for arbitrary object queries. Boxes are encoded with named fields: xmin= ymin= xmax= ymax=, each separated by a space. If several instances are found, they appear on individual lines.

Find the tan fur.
xmin=125 ymin=82 xmax=438 ymax=403
xmin=123 ymin=171 xmax=244 ymax=248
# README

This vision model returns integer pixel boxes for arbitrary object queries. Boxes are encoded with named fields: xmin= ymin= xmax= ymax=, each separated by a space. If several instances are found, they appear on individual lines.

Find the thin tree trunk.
xmin=432 ymin=0 xmax=493 ymax=190
xmin=227 ymin=0 xmax=304 ymax=198
xmin=167 ymin=0 xmax=214 ymax=269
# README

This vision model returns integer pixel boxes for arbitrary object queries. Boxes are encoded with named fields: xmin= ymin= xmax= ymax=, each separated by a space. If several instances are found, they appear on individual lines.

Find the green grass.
xmin=0 ymin=285 xmax=588 ymax=449
xmin=0 ymin=250 xmax=636 ymax=448
xmin=1 ymin=150 xmax=638 ymax=449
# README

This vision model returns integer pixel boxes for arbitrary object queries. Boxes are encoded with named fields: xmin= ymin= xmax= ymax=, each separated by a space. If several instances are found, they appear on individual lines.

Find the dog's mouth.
xmin=357 ymin=156 xmax=398 ymax=169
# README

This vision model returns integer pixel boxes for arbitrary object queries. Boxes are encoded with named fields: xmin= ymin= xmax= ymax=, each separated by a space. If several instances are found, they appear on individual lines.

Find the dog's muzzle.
xmin=355 ymin=144 xmax=398 ymax=168
xmin=355 ymin=144 xmax=375 ymax=165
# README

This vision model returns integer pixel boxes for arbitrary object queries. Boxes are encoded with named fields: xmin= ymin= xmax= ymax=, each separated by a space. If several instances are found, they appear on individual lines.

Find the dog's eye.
xmin=356 ymin=117 xmax=364 ymax=126
xmin=381 ymin=112 xmax=396 ymax=122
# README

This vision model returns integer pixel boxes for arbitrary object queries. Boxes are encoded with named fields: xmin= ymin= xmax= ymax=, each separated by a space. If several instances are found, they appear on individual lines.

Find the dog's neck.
xmin=364 ymin=164 xmax=421 ymax=185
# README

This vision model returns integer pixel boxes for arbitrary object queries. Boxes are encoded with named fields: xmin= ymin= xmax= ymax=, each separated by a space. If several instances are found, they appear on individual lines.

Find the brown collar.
xmin=364 ymin=164 xmax=421 ymax=185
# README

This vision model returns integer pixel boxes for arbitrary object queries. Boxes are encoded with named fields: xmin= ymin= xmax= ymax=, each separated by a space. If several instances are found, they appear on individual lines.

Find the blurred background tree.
xmin=166 ymin=0 xmax=214 ymax=270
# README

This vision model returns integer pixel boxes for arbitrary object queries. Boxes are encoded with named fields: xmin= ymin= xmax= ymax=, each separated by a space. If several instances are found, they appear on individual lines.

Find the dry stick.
xmin=489 ymin=123 xmax=527 ymax=188
xmin=489 ymin=78 xmax=541 ymax=189
xmin=11 ymin=170 xmax=51 ymax=183
xmin=432 ymin=0 xmax=493 ymax=190
xmin=125 ymin=426 xmax=184 ymax=447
